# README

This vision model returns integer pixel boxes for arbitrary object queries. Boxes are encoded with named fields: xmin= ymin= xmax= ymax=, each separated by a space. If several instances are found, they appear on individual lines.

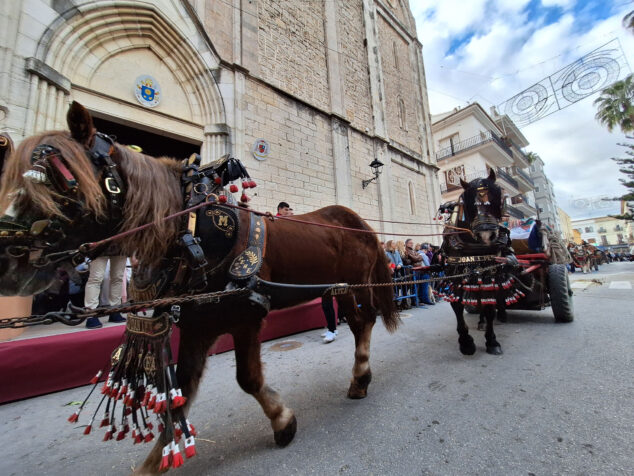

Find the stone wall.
xmin=377 ymin=15 xmax=420 ymax=155
xmin=256 ymin=0 xmax=330 ymax=112
xmin=241 ymin=78 xmax=335 ymax=215
xmin=336 ymin=0 xmax=373 ymax=131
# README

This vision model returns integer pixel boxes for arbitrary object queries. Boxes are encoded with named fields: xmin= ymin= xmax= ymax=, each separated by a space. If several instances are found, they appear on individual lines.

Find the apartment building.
xmin=431 ymin=103 xmax=537 ymax=220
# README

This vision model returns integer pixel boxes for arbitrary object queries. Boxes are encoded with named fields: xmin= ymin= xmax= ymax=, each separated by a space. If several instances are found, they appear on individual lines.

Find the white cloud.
xmin=541 ymin=0 xmax=576 ymax=9
xmin=413 ymin=0 xmax=634 ymax=217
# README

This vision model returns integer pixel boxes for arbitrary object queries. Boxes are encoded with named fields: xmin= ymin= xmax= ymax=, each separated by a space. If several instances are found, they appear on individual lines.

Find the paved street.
xmin=1 ymin=262 xmax=633 ymax=476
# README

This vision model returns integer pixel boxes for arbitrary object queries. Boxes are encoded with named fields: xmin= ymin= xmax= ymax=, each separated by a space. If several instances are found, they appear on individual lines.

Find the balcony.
xmin=510 ymin=141 xmax=531 ymax=168
xmin=495 ymin=167 xmax=519 ymax=190
xmin=511 ymin=166 xmax=534 ymax=192
xmin=506 ymin=204 xmax=525 ymax=219
xmin=436 ymin=130 xmax=513 ymax=167
xmin=511 ymin=193 xmax=537 ymax=216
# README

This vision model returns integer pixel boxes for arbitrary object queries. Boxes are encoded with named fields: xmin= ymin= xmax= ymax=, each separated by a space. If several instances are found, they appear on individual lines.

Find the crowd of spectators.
xmin=381 ymin=239 xmax=441 ymax=309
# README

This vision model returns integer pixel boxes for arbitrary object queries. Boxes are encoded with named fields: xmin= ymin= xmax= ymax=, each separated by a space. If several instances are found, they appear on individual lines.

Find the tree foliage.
xmin=609 ymin=139 xmax=634 ymax=221
xmin=593 ymin=73 xmax=634 ymax=134
xmin=624 ymin=10 xmax=634 ymax=32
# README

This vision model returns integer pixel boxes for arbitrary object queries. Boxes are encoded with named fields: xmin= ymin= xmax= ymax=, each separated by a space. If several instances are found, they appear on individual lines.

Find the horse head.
xmin=459 ymin=169 xmax=504 ymax=246
xmin=0 ymin=102 xmax=182 ymax=296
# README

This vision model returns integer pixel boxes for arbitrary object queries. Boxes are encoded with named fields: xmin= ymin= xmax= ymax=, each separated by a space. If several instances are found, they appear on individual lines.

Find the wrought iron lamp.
xmin=362 ymin=158 xmax=384 ymax=189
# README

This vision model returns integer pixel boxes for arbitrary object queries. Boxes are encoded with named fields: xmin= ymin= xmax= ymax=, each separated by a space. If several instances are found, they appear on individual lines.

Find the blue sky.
xmin=411 ymin=0 xmax=634 ymax=219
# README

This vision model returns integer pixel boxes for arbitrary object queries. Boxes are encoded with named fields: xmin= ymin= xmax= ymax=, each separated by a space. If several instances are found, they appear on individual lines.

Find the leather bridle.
xmin=0 ymin=132 xmax=126 ymax=266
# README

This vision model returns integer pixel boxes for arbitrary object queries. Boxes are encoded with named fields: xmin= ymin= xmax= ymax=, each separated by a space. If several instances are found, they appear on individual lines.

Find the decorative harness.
xmin=437 ymin=183 xmax=525 ymax=308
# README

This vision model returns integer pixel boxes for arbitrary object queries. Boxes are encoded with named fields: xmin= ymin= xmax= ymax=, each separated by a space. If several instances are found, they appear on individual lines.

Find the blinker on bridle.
xmin=0 ymin=132 xmax=126 ymax=266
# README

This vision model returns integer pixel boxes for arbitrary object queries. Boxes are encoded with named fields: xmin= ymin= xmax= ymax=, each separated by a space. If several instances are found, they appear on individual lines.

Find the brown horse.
xmin=0 ymin=102 xmax=398 ymax=474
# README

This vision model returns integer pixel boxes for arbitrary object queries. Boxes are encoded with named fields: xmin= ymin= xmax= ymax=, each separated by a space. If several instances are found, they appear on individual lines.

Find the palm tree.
xmin=525 ymin=151 xmax=540 ymax=165
xmin=624 ymin=10 xmax=634 ymax=33
xmin=593 ymin=74 xmax=634 ymax=134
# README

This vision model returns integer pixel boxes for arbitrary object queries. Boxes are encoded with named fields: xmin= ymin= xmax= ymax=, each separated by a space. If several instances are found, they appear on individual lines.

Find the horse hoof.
xmin=460 ymin=344 xmax=476 ymax=355
xmin=274 ymin=415 xmax=297 ymax=447
xmin=459 ymin=336 xmax=476 ymax=355
xmin=486 ymin=345 xmax=503 ymax=355
xmin=347 ymin=372 xmax=372 ymax=399
xmin=477 ymin=322 xmax=485 ymax=331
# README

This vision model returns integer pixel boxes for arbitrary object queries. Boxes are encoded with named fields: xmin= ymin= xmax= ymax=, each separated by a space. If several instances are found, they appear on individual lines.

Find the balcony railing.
xmin=511 ymin=166 xmax=534 ymax=186
xmin=510 ymin=141 xmax=531 ymax=165
xmin=436 ymin=130 xmax=512 ymax=161
xmin=495 ymin=167 xmax=519 ymax=189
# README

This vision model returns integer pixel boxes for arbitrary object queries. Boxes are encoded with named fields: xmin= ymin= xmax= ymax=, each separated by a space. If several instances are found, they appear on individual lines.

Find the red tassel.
xmin=249 ymin=180 xmax=257 ymax=188
xmin=103 ymin=426 xmax=113 ymax=441
xmin=229 ymin=184 xmax=238 ymax=193
xmin=116 ymin=430 xmax=126 ymax=441
xmin=240 ymin=193 xmax=249 ymax=203
xmin=242 ymin=181 xmax=249 ymax=189
xmin=89 ymin=370 xmax=103 ymax=385
xmin=159 ymin=445 xmax=171 ymax=471
xmin=68 ymin=411 xmax=80 ymax=423
xmin=99 ymin=413 xmax=109 ymax=428
xmin=171 ymin=442 xmax=184 ymax=468
xmin=218 ymin=194 xmax=228 ymax=204
xmin=214 ymin=176 xmax=222 ymax=185
xmin=158 ymin=423 xmax=165 ymax=433
xmin=144 ymin=432 xmax=155 ymax=443
xmin=146 ymin=422 xmax=154 ymax=430
xmin=185 ymin=436 xmax=196 ymax=458
xmin=170 ymin=389 xmax=186 ymax=409
xmin=83 ymin=425 xmax=92 ymax=435
xmin=187 ymin=420 xmax=197 ymax=437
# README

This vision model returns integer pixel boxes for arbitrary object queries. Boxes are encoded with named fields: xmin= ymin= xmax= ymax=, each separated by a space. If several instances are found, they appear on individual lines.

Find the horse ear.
xmin=488 ymin=168 xmax=496 ymax=182
xmin=67 ymin=101 xmax=95 ymax=147
xmin=460 ymin=178 xmax=469 ymax=190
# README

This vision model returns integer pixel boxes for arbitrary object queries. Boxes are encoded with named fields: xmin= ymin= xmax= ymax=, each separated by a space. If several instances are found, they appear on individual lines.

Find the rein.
xmin=80 ymin=200 xmax=472 ymax=255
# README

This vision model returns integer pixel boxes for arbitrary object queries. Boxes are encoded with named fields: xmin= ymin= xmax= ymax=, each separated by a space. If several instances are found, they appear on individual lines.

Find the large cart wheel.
xmin=548 ymin=264 xmax=574 ymax=322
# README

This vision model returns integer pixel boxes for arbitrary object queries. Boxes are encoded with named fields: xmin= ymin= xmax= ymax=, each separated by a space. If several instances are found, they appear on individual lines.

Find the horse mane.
xmin=114 ymin=145 xmax=182 ymax=263
xmin=0 ymin=131 xmax=107 ymax=219
xmin=0 ymin=131 xmax=183 ymax=264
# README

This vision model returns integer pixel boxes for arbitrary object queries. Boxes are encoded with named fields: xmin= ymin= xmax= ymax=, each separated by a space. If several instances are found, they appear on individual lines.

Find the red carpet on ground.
xmin=0 ymin=299 xmax=326 ymax=404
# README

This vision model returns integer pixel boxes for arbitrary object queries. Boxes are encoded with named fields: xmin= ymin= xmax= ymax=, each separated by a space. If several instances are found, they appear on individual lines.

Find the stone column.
xmin=362 ymin=0 xmax=388 ymax=140
xmin=331 ymin=117 xmax=352 ymax=207
xmin=203 ymin=124 xmax=229 ymax=164
xmin=324 ymin=0 xmax=352 ymax=207
xmin=375 ymin=139 xmax=394 ymax=235
xmin=23 ymin=57 xmax=70 ymax=136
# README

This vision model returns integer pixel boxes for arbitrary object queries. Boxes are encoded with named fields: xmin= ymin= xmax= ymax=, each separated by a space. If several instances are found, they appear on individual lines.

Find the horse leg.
xmin=342 ymin=292 xmax=376 ymax=399
xmin=477 ymin=311 xmax=486 ymax=331
xmin=451 ymin=301 xmax=476 ymax=355
xmin=134 ymin=325 xmax=218 ymax=475
xmin=496 ymin=295 xmax=507 ymax=323
xmin=483 ymin=305 xmax=503 ymax=355
xmin=232 ymin=324 xmax=297 ymax=447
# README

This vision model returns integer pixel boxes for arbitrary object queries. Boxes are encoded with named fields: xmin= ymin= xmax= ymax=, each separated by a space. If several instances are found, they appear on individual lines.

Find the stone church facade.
xmin=0 ymin=0 xmax=440 ymax=236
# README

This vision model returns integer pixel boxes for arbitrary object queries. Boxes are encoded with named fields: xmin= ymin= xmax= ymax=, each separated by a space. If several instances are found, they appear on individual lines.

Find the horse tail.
xmin=372 ymin=247 xmax=400 ymax=333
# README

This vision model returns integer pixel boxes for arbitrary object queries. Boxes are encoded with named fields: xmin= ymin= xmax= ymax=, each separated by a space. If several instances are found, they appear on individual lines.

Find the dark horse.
xmin=0 ymin=102 xmax=397 ymax=474
xmin=440 ymin=170 xmax=520 ymax=356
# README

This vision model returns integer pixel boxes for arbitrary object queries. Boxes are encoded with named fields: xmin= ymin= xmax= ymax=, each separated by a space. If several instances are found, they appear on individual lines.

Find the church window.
xmin=393 ymin=41 xmax=399 ymax=70
xmin=398 ymin=97 xmax=406 ymax=130
xmin=408 ymin=181 xmax=416 ymax=215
